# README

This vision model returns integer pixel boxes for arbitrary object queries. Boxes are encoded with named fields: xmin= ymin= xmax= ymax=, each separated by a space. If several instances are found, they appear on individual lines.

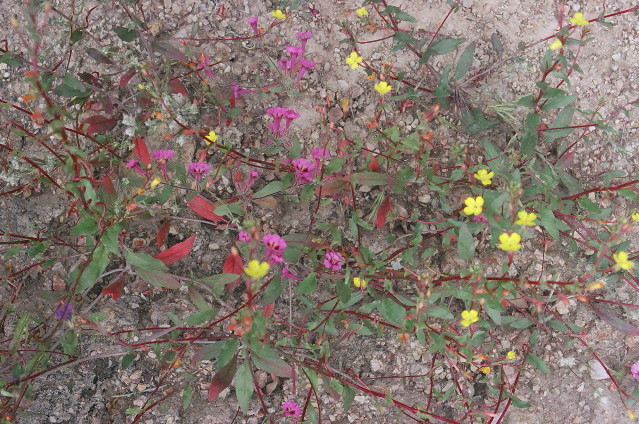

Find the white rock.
xmin=589 ymin=359 xmax=610 ymax=380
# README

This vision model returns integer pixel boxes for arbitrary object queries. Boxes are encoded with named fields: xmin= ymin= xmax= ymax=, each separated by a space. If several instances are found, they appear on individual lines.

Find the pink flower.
xmin=472 ymin=213 xmax=488 ymax=224
xmin=311 ymin=149 xmax=329 ymax=170
xmin=152 ymin=149 xmax=175 ymax=180
xmin=238 ymin=231 xmax=251 ymax=242
xmin=126 ymin=158 xmax=145 ymax=175
xmin=631 ymin=361 xmax=639 ymax=379
xmin=282 ymin=400 xmax=301 ymax=418
xmin=247 ymin=16 xmax=259 ymax=35
xmin=197 ymin=54 xmax=215 ymax=79
xmin=291 ymin=158 xmax=315 ymax=183
xmin=296 ymin=31 xmax=312 ymax=50
xmin=283 ymin=109 xmax=300 ymax=133
xmin=263 ymin=233 xmax=287 ymax=264
xmin=282 ymin=266 xmax=301 ymax=281
xmin=285 ymin=46 xmax=304 ymax=68
xmin=296 ymin=57 xmax=315 ymax=81
xmin=231 ymin=83 xmax=252 ymax=100
xmin=324 ymin=251 xmax=344 ymax=271
xmin=187 ymin=161 xmax=211 ymax=184
xmin=267 ymin=107 xmax=287 ymax=136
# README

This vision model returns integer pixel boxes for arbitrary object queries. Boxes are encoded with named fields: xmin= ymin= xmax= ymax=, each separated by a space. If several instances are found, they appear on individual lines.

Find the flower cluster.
xmin=276 ymin=32 xmax=316 ymax=81
xmin=267 ymin=107 xmax=300 ymax=137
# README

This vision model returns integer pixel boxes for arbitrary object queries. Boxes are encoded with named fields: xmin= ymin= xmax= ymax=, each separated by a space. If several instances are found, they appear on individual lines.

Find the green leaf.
xmin=380 ymin=297 xmax=406 ymax=326
xmin=457 ymin=224 xmax=474 ymax=262
xmin=541 ymin=95 xmax=577 ymax=112
xmin=428 ymin=37 xmax=465 ymax=56
xmin=101 ymin=224 xmax=121 ymax=254
xmin=539 ymin=206 xmax=568 ymax=240
xmin=217 ymin=338 xmax=238 ymax=369
xmin=182 ymin=385 xmax=193 ymax=409
xmin=453 ymin=42 xmax=476 ymax=81
xmin=249 ymin=343 xmax=294 ymax=378
xmin=425 ymin=307 xmax=453 ymax=319
xmin=70 ymin=29 xmax=84 ymax=43
xmin=261 ymin=274 xmax=285 ymax=305
xmin=200 ymin=273 xmax=242 ymax=295
xmin=71 ymin=216 xmax=98 ymax=236
xmin=213 ymin=202 xmax=246 ymax=216
xmin=521 ymin=112 xmax=541 ymax=156
xmin=134 ymin=267 xmax=181 ymax=289
xmin=0 ymin=51 xmax=24 ymax=66
xmin=509 ymin=318 xmax=534 ymax=329
xmin=526 ymin=352 xmax=550 ymax=373
xmin=235 ymin=360 xmax=253 ymax=413
xmin=343 ymin=384 xmax=355 ymax=411
xmin=253 ymin=181 xmax=282 ymax=198
xmin=78 ymin=245 xmax=110 ymax=291
xmin=9 ymin=313 xmax=29 ymax=353
xmin=61 ymin=330 xmax=78 ymax=355
xmin=53 ymin=73 xmax=90 ymax=97
xmin=508 ymin=392 xmax=532 ymax=408
xmin=125 ymin=250 xmax=168 ymax=271
xmin=352 ymin=172 xmax=388 ymax=186
xmin=336 ymin=272 xmax=352 ymax=305
xmin=185 ymin=308 xmax=219 ymax=325
xmin=296 ymin=272 xmax=317 ymax=294
xmin=114 ymin=26 xmax=137 ymax=42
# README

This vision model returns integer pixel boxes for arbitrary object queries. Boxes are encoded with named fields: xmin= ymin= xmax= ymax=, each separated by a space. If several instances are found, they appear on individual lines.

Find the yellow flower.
xmin=515 ymin=211 xmax=537 ymax=226
xmin=150 ymin=177 xmax=161 ymax=189
xmin=374 ymin=81 xmax=392 ymax=96
xmin=353 ymin=277 xmax=367 ymax=288
xmin=244 ymin=260 xmax=270 ymax=279
xmin=632 ymin=213 xmax=639 ymax=222
xmin=613 ymin=251 xmax=634 ymax=271
xmin=549 ymin=38 xmax=563 ymax=51
xmin=506 ymin=351 xmax=517 ymax=360
xmin=205 ymin=130 xmax=218 ymax=145
xmin=463 ymin=196 xmax=484 ymax=216
xmin=498 ymin=233 xmax=521 ymax=252
xmin=569 ymin=13 xmax=589 ymax=26
xmin=271 ymin=9 xmax=286 ymax=19
xmin=356 ymin=7 xmax=368 ymax=17
xmin=479 ymin=366 xmax=491 ymax=374
xmin=474 ymin=169 xmax=494 ymax=185
xmin=628 ymin=409 xmax=636 ymax=421
xmin=345 ymin=52 xmax=364 ymax=69
xmin=460 ymin=309 xmax=479 ymax=327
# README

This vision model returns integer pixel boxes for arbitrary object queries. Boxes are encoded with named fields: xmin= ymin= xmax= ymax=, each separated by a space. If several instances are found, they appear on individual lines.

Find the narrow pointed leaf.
xmin=133 ymin=136 xmax=151 ymax=166
xmin=155 ymin=234 xmax=196 ymax=265
xmin=208 ymin=355 xmax=238 ymax=401
xmin=590 ymin=302 xmax=639 ymax=335
xmin=376 ymin=195 xmax=392 ymax=229
xmin=187 ymin=195 xmax=226 ymax=222
xmin=235 ymin=360 xmax=254 ymax=412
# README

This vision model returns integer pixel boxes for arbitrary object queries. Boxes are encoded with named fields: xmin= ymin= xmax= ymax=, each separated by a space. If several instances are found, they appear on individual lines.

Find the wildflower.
xmin=353 ymin=277 xmax=367 ymax=288
xmin=324 ymin=251 xmax=344 ymax=271
xmin=460 ymin=309 xmax=479 ymax=327
xmin=126 ymin=158 xmax=145 ymax=176
xmin=283 ymin=109 xmax=300 ymax=134
xmin=282 ymin=400 xmax=301 ymax=418
xmin=151 ymin=149 xmax=174 ymax=180
xmin=474 ymin=169 xmax=494 ymax=185
xmin=569 ymin=12 xmax=589 ymax=26
xmin=628 ymin=410 xmax=637 ymax=421
xmin=197 ymin=54 xmax=215 ymax=79
xmin=515 ymin=211 xmax=537 ymax=226
xmin=238 ymin=231 xmax=251 ymax=242
xmin=506 ymin=351 xmax=517 ymax=360
xmin=263 ymin=233 xmax=287 ymax=264
xmin=472 ymin=214 xmax=488 ymax=224
xmin=282 ymin=266 xmax=301 ymax=281
xmin=549 ymin=38 xmax=563 ymax=51
xmin=632 ymin=213 xmax=639 ymax=223
xmin=267 ymin=107 xmax=287 ymax=136
xmin=55 ymin=302 xmax=73 ymax=320
xmin=204 ymin=130 xmax=218 ymax=145
xmin=632 ymin=361 xmax=639 ymax=379
xmin=150 ymin=177 xmax=161 ymax=189
xmin=187 ymin=161 xmax=211 ymax=184
xmin=356 ymin=6 xmax=368 ymax=17
xmin=247 ymin=16 xmax=259 ymax=35
xmin=296 ymin=31 xmax=313 ymax=50
xmin=231 ymin=83 xmax=252 ymax=99
xmin=613 ymin=251 xmax=635 ymax=271
xmin=244 ymin=260 xmax=270 ymax=280
xmin=291 ymin=158 xmax=315 ymax=184
xmin=479 ymin=366 xmax=491 ymax=374
xmin=296 ymin=57 xmax=316 ymax=82
xmin=286 ymin=46 xmax=304 ymax=67
xmin=498 ymin=232 xmax=521 ymax=252
xmin=271 ymin=9 xmax=286 ymax=19
xmin=463 ymin=196 xmax=484 ymax=216
xmin=345 ymin=52 xmax=363 ymax=69
xmin=374 ymin=81 xmax=392 ymax=96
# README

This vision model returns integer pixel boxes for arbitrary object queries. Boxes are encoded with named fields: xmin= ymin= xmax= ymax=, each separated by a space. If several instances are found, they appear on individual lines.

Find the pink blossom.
xmin=286 ymin=46 xmax=304 ymax=66
xmin=126 ymin=158 xmax=145 ymax=175
xmin=324 ymin=251 xmax=344 ymax=271
xmin=311 ymin=149 xmax=329 ymax=170
xmin=152 ymin=149 xmax=175 ymax=180
xmin=197 ymin=55 xmax=215 ymax=79
xmin=247 ymin=17 xmax=259 ymax=35
xmin=631 ymin=361 xmax=639 ymax=379
xmin=263 ymin=233 xmax=287 ymax=264
xmin=267 ymin=107 xmax=287 ymax=136
xmin=238 ymin=231 xmax=251 ymax=242
xmin=283 ymin=109 xmax=300 ymax=133
xmin=231 ymin=83 xmax=252 ymax=99
xmin=282 ymin=400 xmax=301 ymax=418
xmin=187 ymin=162 xmax=211 ymax=184
xmin=282 ymin=266 xmax=301 ymax=281
xmin=296 ymin=31 xmax=312 ymax=50
xmin=296 ymin=57 xmax=315 ymax=81
xmin=472 ymin=213 xmax=488 ymax=225
xmin=292 ymin=158 xmax=315 ymax=184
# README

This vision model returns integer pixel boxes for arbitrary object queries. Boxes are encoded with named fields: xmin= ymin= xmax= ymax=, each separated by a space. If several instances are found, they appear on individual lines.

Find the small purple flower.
xmin=296 ymin=31 xmax=313 ymax=50
xmin=126 ymin=158 xmax=145 ymax=176
xmin=296 ymin=57 xmax=316 ymax=82
xmin=231 ymin=83 xmax=252 ymax=100
xmin=286 ymin=46 xmax=304 ymax=66
xmin=263 ymin=233 xmax=287 ymax=264
xmin=152 ymin=149 xmax=175 ymax=180
xmin=55 ymin=302 xmax=73 ymax=320
xmin=291 ymin=158 xmax=315 ymax=184
xmin=282 ymin=266 xmax=301 ymax=281
xmin=632 ymin=361 xmax=639 ymax=379
xmin=187 ymin=161 xmax=211 ymax=184
xmin=283 ymin=109 xmax=300 ymax=133
xmin=324 ymin=251 xmax=344 ymax=271
xmin=197 ymin=55 xmax=215 ymax=79
xmin=267 ymin=107 xmax=288 ymax=137
xmin=472 ymin=213 xmax=488 ymax=225
xmin=247 ymin=16 xmax=259 ymax=35
xmin=238 ymin=231 xmax=251 ymax=242
xmin=282 ymin=400 xmax=301 ymax=418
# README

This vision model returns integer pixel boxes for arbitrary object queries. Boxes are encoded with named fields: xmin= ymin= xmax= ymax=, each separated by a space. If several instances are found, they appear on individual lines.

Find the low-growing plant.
xmin=1 ymin=0 xmax=639 ymax=423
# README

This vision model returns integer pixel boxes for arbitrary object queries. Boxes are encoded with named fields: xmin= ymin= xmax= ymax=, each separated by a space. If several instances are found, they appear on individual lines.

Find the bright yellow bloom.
xmin=374 ymin=81 xmax=392 ymax=96
xmin=586 ymin=280 xmax=606 ymax=291
xmin=515 ymin=211 xmax=537 ymax=226
xmin=474 ymin=169 xmax=494 ymax=185
xmin=506 ymin=351 xmax=517 ymax=360
xmin=632 ymin=213 xmax=639 ymax=223
xmin=460 ymin=309 xmax=479 ymax=327
xmin=150 ymin=177 xmax=161 ymax=189
xmin=271 ymin=9 xmax=286 ymax=19
xmin=356 ymin=7 xmax=368 ymax=17
xmin=628 ymin=409 xmax=636 ymax=421
xmin=613 ymin=251 xmax=635 ymax=270
xmin=479 ymin=366 xmax=491 ymax=374
xmin=569 ymin=13 xmax=589 ymax=26
xmin=244 ymin=260 xmax=270 ymax=279
xmin=498 ymin=233 xmax=521 ymax=252
xmin=205 ymin=130 xmax=218 ymax=145
xmin=463 ymin=196 xmax=484 ymax=216
xmin=549 ymin=38 xmax=563 ymax=51
xmin=353 ymin=277 xmax=367 ymax=288
xmin=345 ymin=52 xmax=363 ymax=69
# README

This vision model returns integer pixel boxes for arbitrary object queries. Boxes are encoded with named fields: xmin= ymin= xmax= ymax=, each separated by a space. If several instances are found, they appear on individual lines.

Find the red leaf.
xmin=80 ymin=115 xmax=119 ymax=134
xmin=263 ymin=303 xmax=274 ymax=317
xmin=208 ymin=356 xmax=238 ymax=401
xmin=369 ymin=155 xmax=380 ymax=172
xmin=156 ymin=219 xmax=171 ymax=247
xmin=101 ymin=175 xmax=116 ymax=202
xmin=223 ymin=247 xmax=243 ymax=292
xmin=102 ymin=279 xmax=125 ymax=300
xmin=119 ymin=68 xmax=137 ymax=87
xmin=168 ymin=78 xmax=188 ymax=97
xmin=314 ymin=176 xmax=349 ymax=197
xmin=187 ymin=195 xmax=226 ymax=222
xmin=376 ymin=195 xmax=392 ymax=229
xmin=133 ymin=136 xmax=151 ymax=167
xmin=155 ymin=234 xmax=196 ymax=265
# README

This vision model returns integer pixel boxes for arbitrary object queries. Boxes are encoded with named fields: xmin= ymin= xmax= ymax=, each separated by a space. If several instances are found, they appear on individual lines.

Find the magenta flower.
xmin=238 ymin=231 xmax=251 ymax=242
xmin=126 ymin=158 xmax=145 ymax=176
xmin=187 ymin=161 xmax=211 ymax=184
xmin=282 ymin=400 xmax=301 ymax=418
xmin=324 ymin=251 xmax=344 ymax=271
xmin=152 ymin=149 xmax=175 ymax=180
xmin=247 ymin=16 xmax=259 ymax=35
xmin=197 ymin=54 xmax=215 ymax=79
xmin=632 ymin=361 xmax=639 ymax=379
xmin=292 ymin=158 xmax=315 ymax=183
xmin=296 ymin=57 xmax=316 ymax=82
xmin=231 ymin=83 xmax=252 ymax=100
xmin=472 ymin=213 xmax=488 ymax=224
xmin=296 ymin=31 xmax=313 ymax=50
xmin=283 ymin=109 xmax=300 ymax=133
xmin=263 ymin=233 xmax=287 ymax=264
xmin=55 ymin=302 xmax=73 ymax=320
xmin=282 ymin=266 xmax=301 ymax=281
xmin=286 ymin=46 xmax=304 ymax=67
xmin=267 ymin=107 xmax=287 ymax=137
